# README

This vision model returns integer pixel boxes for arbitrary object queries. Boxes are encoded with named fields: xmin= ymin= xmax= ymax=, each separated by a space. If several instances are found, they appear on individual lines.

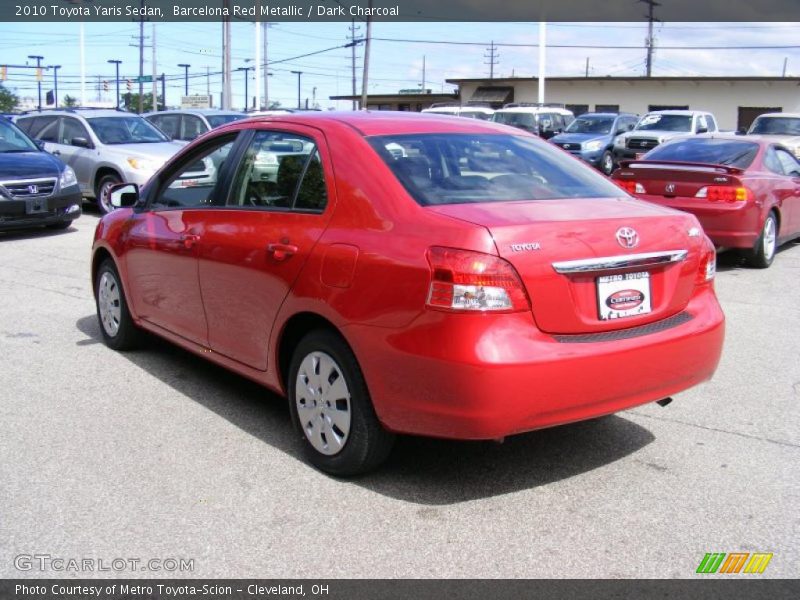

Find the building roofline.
xmin=446 ymin=76 xmax=800 ymax=84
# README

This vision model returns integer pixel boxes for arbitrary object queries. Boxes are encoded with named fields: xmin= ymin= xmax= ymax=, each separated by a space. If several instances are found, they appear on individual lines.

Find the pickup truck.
xmin=612 ymin=110 xmax=720 ymax=165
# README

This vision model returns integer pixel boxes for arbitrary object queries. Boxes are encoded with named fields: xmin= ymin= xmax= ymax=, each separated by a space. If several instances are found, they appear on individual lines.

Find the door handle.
xmin=267 ymin=242 xmax=298 ymax=261
xmin=180 ymin=234 xmax=200 ymax=249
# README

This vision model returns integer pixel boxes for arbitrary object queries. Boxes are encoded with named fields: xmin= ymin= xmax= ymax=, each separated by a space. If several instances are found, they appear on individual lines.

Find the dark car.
xmin=550 ymin=112 xmax=639 ymax=175
xmin=0 ymin=117 xmax=82 ymax=232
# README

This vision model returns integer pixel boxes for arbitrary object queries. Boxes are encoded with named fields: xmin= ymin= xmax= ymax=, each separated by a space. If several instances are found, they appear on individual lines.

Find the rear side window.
xmin=645 ymin=138 xmax=759 ymax=169
xmin=369 ymin=133 xmax=624 ymax=206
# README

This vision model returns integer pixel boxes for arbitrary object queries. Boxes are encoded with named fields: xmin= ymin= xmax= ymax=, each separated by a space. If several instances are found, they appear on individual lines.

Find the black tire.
xmin=288 ymin=329 xmax=395 ymax=476
xmin=743 ymin=211 xmax=778 ymax=269
xmin=95 ymin=173 xmax=122 ymax=215
xmin=600 ymin=150 xmax=615 ymax=176
xmin=46 ymin=220 xmax=73 ymax=230
xmin=95 ymin=259 xmax=141 ymax=351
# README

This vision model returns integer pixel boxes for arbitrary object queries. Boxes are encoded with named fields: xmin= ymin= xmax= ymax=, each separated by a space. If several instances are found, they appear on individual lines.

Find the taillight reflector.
xmin=426 ymin=247 xmax=530 ymax=312
xmin=695 ymin=186 xmax=749 ymax=202
xmin=615 ymin=179 xmax=645 ymax=195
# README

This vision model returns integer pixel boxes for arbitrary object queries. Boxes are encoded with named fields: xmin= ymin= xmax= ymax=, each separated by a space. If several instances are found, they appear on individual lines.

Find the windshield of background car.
xmin=645 ymin=138 xmax=759 ymax=169
xmin=207 ymin=114 xmax=246 ymax=128
xmin=749 ymin=117 xmax=800 ymax=135
xmin=86 ymin=116 xmax=169 ymax=144
xmin=636 ymin=114 xmax=692 ymax=132
xmin=565 ymin=116 xmax=615 ymax=134
xmin=491 ymin=112 xmax=537 ymax=128
xmin=369 ymin=133 xmax=625 ymax=206
xmin=0 ymin=118 xmax=38 ymax=152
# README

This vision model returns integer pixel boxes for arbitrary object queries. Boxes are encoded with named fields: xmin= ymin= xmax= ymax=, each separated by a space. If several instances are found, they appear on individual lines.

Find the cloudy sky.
xmin=1 ymin=21 xmax=798 ymax=110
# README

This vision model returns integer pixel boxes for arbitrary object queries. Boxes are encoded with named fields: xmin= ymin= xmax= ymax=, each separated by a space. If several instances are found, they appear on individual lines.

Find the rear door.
xmin=196 ymin=125 xmax=336 ymax=370
xmin=57 ymin=117 xmax=95 ymax=195
xmin=774 ymin=147 xmax=800 ymax=234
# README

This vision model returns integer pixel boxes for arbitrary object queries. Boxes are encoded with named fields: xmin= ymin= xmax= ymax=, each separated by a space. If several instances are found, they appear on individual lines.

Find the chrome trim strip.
xmin=552 ymin=250 xmax=688 ymax=274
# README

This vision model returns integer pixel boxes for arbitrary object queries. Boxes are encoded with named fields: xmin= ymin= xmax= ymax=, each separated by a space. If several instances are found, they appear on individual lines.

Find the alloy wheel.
xmin=98 ymin=271 xmax=122 ymax=337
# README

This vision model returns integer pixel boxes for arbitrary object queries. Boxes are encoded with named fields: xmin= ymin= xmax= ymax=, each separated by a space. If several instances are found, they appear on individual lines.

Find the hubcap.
xmin=763 ymin=217 xmax=776 ymax=260
xmin=295 ymin=351 xmax=351 ymax=456
xmin=99 ymin=182 xmax=116 ymax=213
xmin=98 ymin=271 xmax=122 ymax=337
xmin=603 ymin=154 xmax=613 ymax=173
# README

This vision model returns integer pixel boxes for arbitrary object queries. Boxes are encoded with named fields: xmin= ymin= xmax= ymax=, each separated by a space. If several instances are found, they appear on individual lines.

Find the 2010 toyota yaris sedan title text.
xmin=91 ymin=111 xmax=725 ymax=475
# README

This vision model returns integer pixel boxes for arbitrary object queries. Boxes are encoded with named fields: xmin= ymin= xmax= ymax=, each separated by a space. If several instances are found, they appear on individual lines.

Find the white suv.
xmin=491 ymin=104 xmax=575 ymax=139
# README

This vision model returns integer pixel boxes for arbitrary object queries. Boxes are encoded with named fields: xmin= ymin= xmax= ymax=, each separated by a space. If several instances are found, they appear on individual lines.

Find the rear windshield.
xmin=749 ymin=116 xmax=800 ymax=135
xmin=636 ymin=114 xmax=692 ymax=132
xmin=207 ymin=114 xmax=246 ymax=128
xmin=644 ymin=138 xmax=759 ymax=169
xmin=369 ymin=133 xmax=625 ymax=206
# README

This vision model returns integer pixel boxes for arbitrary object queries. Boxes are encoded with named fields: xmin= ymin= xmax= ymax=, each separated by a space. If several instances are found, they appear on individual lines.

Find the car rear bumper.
xmin=636 ymin=194 xmax=761 ymax=248
xmin=347 ymin=288 xmax=724 ymax=440
xmin=0 ymin=189 xmax=82 ymax=231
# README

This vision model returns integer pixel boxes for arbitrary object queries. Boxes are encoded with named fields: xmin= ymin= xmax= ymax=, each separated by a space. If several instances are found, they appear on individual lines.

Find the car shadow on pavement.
xmin=0 ymin=224 xmax=77 ymax=241
xmin=76 ymin=314 xmax=655 ymax=505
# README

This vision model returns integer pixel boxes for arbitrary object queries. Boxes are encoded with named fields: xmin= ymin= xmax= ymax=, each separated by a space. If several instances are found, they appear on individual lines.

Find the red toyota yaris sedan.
xmin=92 ymin=112 xmax=725 ymax=475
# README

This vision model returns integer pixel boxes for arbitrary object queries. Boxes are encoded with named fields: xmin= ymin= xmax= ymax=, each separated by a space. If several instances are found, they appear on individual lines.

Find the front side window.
xmin=152 ymin=136 xmax=237 ymax=209
xmin=86 ymin=116 xmax=169 ymax=144
xmin=228 ymin=130 xmax=328 ymax=212
xmin=369 ymin=133 xmax=624 ymax=206
xmin=636 ymin=114 xmax=692 ymax=132
xmin=60 ymin=118 xmax=90 ymax=146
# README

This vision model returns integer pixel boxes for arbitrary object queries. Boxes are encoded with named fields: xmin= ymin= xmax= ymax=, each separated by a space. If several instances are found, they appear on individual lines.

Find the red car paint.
xmin=612 ymin=136 xmax=800 ymax=249
xmin=92 ymin=112 xmax=724 ymax=441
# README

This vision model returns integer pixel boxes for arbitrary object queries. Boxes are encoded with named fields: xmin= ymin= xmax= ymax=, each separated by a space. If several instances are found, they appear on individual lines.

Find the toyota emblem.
xmin=665 ymin=183 xmax=676 ymax=194
xmin=563 ymin=144 xmax=570 ymax=149
xmin=616 ymin=227 xmax=639 ymax=249
xmin=640 ymin=141 xmax=648 ymax=147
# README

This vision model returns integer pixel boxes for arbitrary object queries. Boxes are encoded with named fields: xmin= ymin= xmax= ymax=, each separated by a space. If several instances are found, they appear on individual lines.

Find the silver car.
xmin=15 ymin=109 xmax=186 ymax=213
xmin=144 ymin=109 xmax=245 ymax=142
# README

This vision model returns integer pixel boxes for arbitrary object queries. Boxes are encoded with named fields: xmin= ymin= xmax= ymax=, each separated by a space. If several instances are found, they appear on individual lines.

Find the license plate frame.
xmin=26 ymin=198 xmax=48 ymax=214
xmin=597 ymin=271 xmax=652 ymax=320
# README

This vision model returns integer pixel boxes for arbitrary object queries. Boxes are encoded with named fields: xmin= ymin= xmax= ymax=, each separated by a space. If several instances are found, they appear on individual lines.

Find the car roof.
xmin=18 ymin=109 xmax=133 ymax=119
xmin=146 ymin=109 xmax=244 ymax=117
xmin=752 ymin=112 xmax=800 ymax=119
xmin=660 ymin=133 xmax=771 ymax=147
xmin=224 ymin=110 xmax=525 ymax=137
xmin=645 ymin=110 xmax=707 ymax=116
xmin=577 ymin=112 xmax=636 ymax=118
xmin=495 ymin=106 xmax=573 ymax=114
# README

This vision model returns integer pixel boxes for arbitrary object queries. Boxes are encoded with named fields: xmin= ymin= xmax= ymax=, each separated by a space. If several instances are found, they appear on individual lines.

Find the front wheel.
xmin=96 ymin=174 xmax=122 ymax=215
xmin=288 ymin=330 xmax=395 ymax=476
xmin=600 ymin=150 xmax=615 ymax=175
xmin=743 ymin=212 xmax=778 ymax=268
xmin=95 ymin=259 xmax=141 ymax=350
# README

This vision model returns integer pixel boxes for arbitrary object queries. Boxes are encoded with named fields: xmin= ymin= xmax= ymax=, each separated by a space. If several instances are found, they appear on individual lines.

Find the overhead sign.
xmin=136 ymin=75 xmax=153 ymax=83
xmin=181 ymin=95 xmax=212 ymax=109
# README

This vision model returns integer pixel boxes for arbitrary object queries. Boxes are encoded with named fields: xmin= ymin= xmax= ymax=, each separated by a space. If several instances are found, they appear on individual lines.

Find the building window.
xmin=566 ymin=104 xmax=589 ymax=116
xmin=648 ymin=105 xmax=689 ymax=112
xmin=595 ymin=104 xmax=620 ymax=113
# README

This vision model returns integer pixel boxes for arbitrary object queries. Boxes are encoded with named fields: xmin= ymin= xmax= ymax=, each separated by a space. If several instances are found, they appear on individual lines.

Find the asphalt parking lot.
xmin=0 ymin=211 xmax=798 ymax=579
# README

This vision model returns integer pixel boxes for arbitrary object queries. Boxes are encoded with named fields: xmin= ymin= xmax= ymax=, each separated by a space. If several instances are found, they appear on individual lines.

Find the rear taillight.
xmin=696 ymin=238 xmax=717 ymax=285
xmin=426 ymin=247 xmax=530 ymax=312
xmin=615 ymin=179 xmax=645 ymax=195
xmin=695 ymin=186 xmax=749 ymax=202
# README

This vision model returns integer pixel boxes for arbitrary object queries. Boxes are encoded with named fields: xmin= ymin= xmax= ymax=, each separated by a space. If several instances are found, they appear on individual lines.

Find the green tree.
xmin=121 ymin=92 xmax=162 ymax=113
xmin=0 ymin=84 xmax=19 ymax=112
xmin=62 ymin=94 xmax=77 ymax=107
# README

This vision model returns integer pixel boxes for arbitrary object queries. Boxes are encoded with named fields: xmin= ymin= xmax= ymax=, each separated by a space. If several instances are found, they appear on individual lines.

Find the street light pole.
xmin=237 ymin=67 xmax=254 ymax=111
xmin=107 ymin=60 xmax=122 ymax=109
xmin=28 ymin=55 xmax=44 ymax=110
xmin=178 ymin=64 xmax=191 ymax=97
xmin=52 ymin=65 xmax=61 ymax=107
xmin=291 ymin=70 xmax=302 ymax=109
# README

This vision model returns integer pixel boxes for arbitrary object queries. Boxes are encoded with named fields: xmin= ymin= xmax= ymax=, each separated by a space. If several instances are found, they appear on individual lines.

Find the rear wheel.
xmin=95 ymin=259 xmax=141 ymax=350
xmin=600 ymin=150 xmax=615 ymax=175
xmin=744 ymin=211 xmax=778 ymax=269
xmin=95 ymin=173 xmax=122 ymax=215
xmin=288 ymin=329 xmax=395 ymax=476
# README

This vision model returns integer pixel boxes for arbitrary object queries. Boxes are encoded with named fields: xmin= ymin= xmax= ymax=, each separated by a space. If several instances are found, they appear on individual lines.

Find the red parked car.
xmin=92 ymin=112 xmax=724 ymax=475
xmin=612 ymin=135 xmax=800 ymax=268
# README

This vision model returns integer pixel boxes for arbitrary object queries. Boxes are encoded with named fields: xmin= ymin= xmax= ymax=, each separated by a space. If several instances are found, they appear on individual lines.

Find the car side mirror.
xmin=696 ymin=126 xmax=708 ymax=134
xmin=71 ymin=137 xmax=92 ymax=148
xmin=737 ymin=127 xmax=747 ymax=135
xmin=34 ymin=139 xmax=46 ymax=151
xmin=109 ymin=183 xmax=139 ymax=208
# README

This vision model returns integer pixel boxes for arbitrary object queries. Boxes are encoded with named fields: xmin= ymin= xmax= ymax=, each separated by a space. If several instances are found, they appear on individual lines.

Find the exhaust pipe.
xmin=656 ymin=397 xmax=673 ymax=407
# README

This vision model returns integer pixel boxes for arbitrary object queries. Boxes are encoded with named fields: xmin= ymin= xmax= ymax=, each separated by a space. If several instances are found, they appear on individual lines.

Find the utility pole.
xmin=484 ymin=41 xmax=499 ymax=80
xmin=360 ymin=3 xmax=373 ymax=110
xmin=107 ymin=60 xmax=122 ymax=109
xmin=237 ymin=66 xmax=254 ymax=110
xmin=782 ymin=57 xmax=788 ymax=77
xmin=421 ymin=55 xmax=426 ymax=91
xmin=206 ymin=66 xmax=211 ymax=96
xmin=28 ymin=55 xmax=44 ymax=110
xmin=152 ymin=23 xmax=158 ymax=110
xmin=291 ymin=70 xmax=302 ymax=109
xmin=585 ymin=57 xmax=590 ymax=77
xmin=254 ymin=12 xmax=260 ymax=112
xmin=222 ymin=0 xmax=232 ymax=109
xmin=160 ymin=73 xmax=166 ymax=110
xmin=263 ymin=22 xmax=272 ymax=109
xmin=538 ymin=22 xmax=546 ymax=104
xmin=52 ymin=65 xmax=61 ymax=107
xmin=138 ymin=0 xmax=144 ymax=112
xmin=348 ymin=19 xmax=361 ymax=110
xmin=640 ymin=0 xmax=660 ymax=77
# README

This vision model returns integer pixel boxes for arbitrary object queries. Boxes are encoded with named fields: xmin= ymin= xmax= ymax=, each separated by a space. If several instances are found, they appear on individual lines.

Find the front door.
xmin=197 ymin=126 xmax=335 ymax=370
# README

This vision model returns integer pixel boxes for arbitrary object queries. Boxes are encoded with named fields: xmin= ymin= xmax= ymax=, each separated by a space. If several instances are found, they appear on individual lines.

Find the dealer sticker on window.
xmin=597 ymin=271 xmax=652 ymax=320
